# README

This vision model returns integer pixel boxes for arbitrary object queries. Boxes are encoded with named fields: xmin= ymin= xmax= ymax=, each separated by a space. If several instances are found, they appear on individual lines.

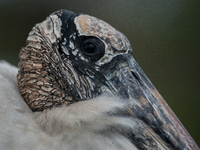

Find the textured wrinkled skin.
xmin=17 ymin=10 xmax=199 ymax=150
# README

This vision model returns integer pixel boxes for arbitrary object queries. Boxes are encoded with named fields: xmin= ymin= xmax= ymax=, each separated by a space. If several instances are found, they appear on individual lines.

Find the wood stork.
xmin=0 ymin=9 xmax=199 ymax=150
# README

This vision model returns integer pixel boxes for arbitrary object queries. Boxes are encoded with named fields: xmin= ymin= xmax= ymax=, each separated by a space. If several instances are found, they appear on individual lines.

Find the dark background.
xmin=0 ymin=0 xmax=199 ymax=146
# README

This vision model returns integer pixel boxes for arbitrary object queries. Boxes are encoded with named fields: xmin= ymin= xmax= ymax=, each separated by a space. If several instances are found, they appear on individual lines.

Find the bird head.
xmin=17 ymin=9 xmax=199 ymax=149
xmin=17 ymin=10 xmax=133 ymax=111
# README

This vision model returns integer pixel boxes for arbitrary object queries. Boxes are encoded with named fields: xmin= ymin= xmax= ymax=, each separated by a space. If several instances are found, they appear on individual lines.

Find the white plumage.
xmin=0 ymin=61 xmax=137 ymax=150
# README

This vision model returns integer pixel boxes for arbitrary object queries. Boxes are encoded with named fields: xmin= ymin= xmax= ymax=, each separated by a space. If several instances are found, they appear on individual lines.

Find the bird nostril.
xmin=130 ymin=71 xmax=144 ymax=85
xmin=131 ymin=71 xmax=139 ymax=81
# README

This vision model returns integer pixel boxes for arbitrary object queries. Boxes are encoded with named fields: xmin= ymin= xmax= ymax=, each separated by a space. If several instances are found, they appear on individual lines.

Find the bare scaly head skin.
xmin=74 ymin=15 xmax=131 ymax=66
xmin=17 ymin=10 xmax=199 ymax=150
xmin=17 ymin=10 xmax=130 ymax=112
xmin=17 ymin=13 xmax=73 ymax=111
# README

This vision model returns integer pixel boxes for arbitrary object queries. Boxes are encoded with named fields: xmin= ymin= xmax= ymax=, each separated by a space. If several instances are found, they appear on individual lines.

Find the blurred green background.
xmin=0 ymin=0 xmax=199 ymax=146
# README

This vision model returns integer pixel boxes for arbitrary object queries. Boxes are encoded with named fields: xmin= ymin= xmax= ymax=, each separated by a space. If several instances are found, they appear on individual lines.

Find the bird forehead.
xmin=74 ymin=14 xmax=131 ymax=65
xmin=74 ymin=15 xmax=116 ymax=37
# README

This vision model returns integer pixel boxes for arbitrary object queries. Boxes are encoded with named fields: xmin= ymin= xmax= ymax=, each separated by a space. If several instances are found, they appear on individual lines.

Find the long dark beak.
xmin=102 ymin=52 xmax=199 ymax=149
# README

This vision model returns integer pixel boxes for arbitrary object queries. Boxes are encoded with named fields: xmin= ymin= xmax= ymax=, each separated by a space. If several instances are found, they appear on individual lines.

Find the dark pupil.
xmin=83 ymin=42 xmax=96 ymax=53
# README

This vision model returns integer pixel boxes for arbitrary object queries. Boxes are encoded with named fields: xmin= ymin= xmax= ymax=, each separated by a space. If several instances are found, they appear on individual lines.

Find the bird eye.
xmin=81 ymin=37 xmax=105 ymax=61
xmin=82 ymin=42 xmax=96 ymax=54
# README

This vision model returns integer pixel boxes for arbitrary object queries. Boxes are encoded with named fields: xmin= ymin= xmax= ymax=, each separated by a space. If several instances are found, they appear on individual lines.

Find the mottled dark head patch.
xmin=17 ymin=9 xmax=132 ymax=111
xmin=74 ymin=15 xmax=132 ymax=66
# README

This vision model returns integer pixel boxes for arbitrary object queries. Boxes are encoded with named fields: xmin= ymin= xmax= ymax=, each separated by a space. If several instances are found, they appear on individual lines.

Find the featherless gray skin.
xmin=17 ymin=10 xmax=199 ymax=149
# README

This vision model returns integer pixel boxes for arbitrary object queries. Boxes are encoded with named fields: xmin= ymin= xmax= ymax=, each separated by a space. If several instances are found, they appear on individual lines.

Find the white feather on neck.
xmin=0 ymin=61 xmax=137 ymax=150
